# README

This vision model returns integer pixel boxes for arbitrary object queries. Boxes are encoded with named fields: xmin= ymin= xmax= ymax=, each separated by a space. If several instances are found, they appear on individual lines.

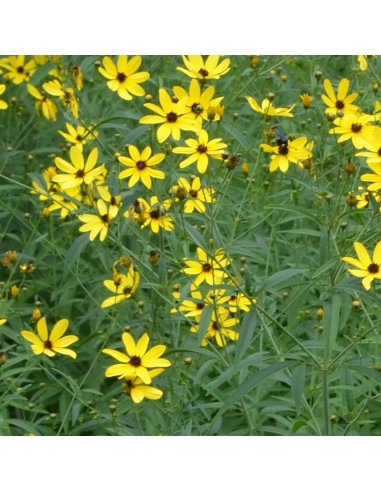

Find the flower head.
xmin=321 ymin=78 xmax=359 ymax=116
xmin=177 ymin=55 xmax=230 ymax=81
xmin=52 ymin=146 xmax=105 ymax=190
xmin=260 ymin=136 xmax=312 ymax=173
xmin=356 ymin=126 xmax=381 ymax=165
xmin=21 ymin=317 xmax=78 ymax=359
xmin=27 ymin=84 xmax=58 ymax=121
xmin=170 ymin=176 xmax=215 ymax=213
xmin=78 ymin=198 xmax=119 ymax=241
xmin=139 ymin=196 xmax=174 ymax=233
xmin=329 ymin=113 xmax=376 ymax=149
xmin=246 ymin=96 xmax=295 ymax=118
xmin=1 ymin=55 xmax=36 ymax=84
xmin=101 ymin=267 xmax=140 ymax=307
xmin=342 ymin=241 xmax=381 ymax=290
xmin=42 ymin=79 xmax=79 ymax=118
xmin=122 ymin=368 xmax=164 ymax=404
xmin=102 ymin=332 xmax=171 ymax=384
xmin=118 ymin=145 xmax=165 ymax=189
xmin=191 ymin=307 xmax=239 ymax=347
xmin=139 ymin=88 xmax=197 ymax=143
xmin=182 ymin=247 xmax=230 ymax=287
xmin=98 ymin=55 xmax=149 ymax=100
xmin=172 ymin=129 xmax=227 ymax=174
xmin=58 ymin=122 xmax=97 ymax=151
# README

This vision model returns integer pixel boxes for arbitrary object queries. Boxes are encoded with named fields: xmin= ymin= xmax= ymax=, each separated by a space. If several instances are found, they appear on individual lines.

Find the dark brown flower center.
xmin=76 ymin=169 xmax=85 ymax=178
xmin=212 ymin=321 xmax=221 ymax=331
xmin=278 ymin=141 xmax=289 ymax=155
xmin=110 ymin=196 xmax=117 ymax=206
xmin=150 ymin=209 xmax=161 ymax=219
xmin=17 ymin=66 xmax=24 ymax=74
xmin=191 ymin=102 xmax=203 ymax=115
xmin=202 ymin=263 xmax=212 ymax=272
xmin=197 ymin=144 xmax=208 ymax=154
xmin=167 ymin=111 xmax=178 ymax=123
xmin=335 ymin=100 xmax=345 ymax=110
xmin=129 ymin=355 xmax=141 ymax=367
xmin=189 ymin=189 xmax=198 ymax=198
xmin=196 ymin=302 xmax=205 ymax=310
xmin=136 ymin=160 xmax=147 ymax=170
xmin=351 ymin=123 xmax=362 ymax=133
xmin=199 ymin=68 xmax=209 ymax=77
xmin=101 ymin=214 xmax=109 ymax=224
xmin=117 ymin=72 xmax=127 ymax=83
xmin=377 ymin=148 xmax=381 ymax=157
xmin=368 ymin=263 xmax=379 ymax=274
xmin=76 ymin=135 xmax=83 ymax=142
xmin=44 ymin=340 xmax=53 ymax=349
xmin=123 ymin=287 xmax=132 ymax=295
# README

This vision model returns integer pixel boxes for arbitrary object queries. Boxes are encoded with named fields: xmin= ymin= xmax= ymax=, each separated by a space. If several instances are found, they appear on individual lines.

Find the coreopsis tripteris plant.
xmin=321 ymin=78 xmax=359 ymax=116
xmin=102 ymin=332 xmax=171 ymax=384
xmin=342 ymin=241 xmax=381 ymax=290
xmin=173 ymin=79 xmax=224 ymax=124
xmin=42 ymin=79 xmax=79 ymax=118
xmin=182 ymin=247 xmax=230 ymax=287
xmin=101 ymin=266 xmax=140 ymax=308
xmin=190 ymin=307 xmax=239 ymax=347
xmin=171 ymin=288 xmax=230 ymax=319
xmin=260 ymin=136 xmax=313 ymax=173
xmin=246 ymin=96 xmax=295 ymax=118
xmin=58 ymin=122 xmax=98 ymax=151
xmin=139 ymin=88 xmax=197 ymax=143
xmin=47 ymin=186 xmax=82 ymax=219
xmin=0 ymin=55 xmax=36 ymax=84
xmin=356 ymin=126 xmax=381 ymax=165
xmin=139 ymin=196 xmax=174 ymax=233
xmin=0 ymin=84 xmax=8 ymax=110
xmin=299 ymin=92 xmax=313 ymax=109
xmin=329 ymin=113 xmax=376 ymax=149
xmin=176 ymin=55 xmax=231 ymax=81
xmin=97 ymin=55 xmax=149 ymax=100
xmin=172 ymin=129 xmax=227 ymax=174
xmin=52 ymin=146 xmax=105 ymax=190
xmin=78 ymin=198 xmax=119 ymax=241
xmin=21 ymin=317 xmax=79 ymax=359
xmin=27 ymin=84 xmax=58 ymax=121
xmin=122 ymin=368 xmax=165 ymax=404
xmin=169 ymin=176 xmax=215 ymax=213
xmin=70 ymin=64 xmax=84 ymax=90
xmin=118 ymin=145 xmax=165 ymax=189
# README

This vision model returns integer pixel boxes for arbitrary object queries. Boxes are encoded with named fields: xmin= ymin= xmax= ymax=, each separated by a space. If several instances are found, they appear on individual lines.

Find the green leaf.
xmin=234 ymin=310 xmax=257 ymax=366
xmin=291 ymin=363 xmax=306 ymax=414
xmin=323 ymin=292 xmax=342 ymax=359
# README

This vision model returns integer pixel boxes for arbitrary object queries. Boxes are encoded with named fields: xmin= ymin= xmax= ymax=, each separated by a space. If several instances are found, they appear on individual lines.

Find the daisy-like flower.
xmin=173 ymin=79 xmax=224 ymax=124
xmin=321 ymin=78 xmax=359 ymax=116
xmin=58 ymin=122 xmax=97 ymax=151
xmin=342 ymin=241 xmax=381 ymax=290
xmin=354 ymin=186 xmax=381 ymax=210
xmin=101 ymin=267 xmax=140 ymax=308
xmin=246 ymin=97 xmax=295 ymax=118
xmin=329 ymin=113 xmax=376 ymax=149
xmin=170 ymin=176 xmax=215 ymax=213
xmin=27 ymin=84 xmax=58 ymax=121
xmin=42 ymin=79 xmax=79 ymax=118
xmin=356 ymin=126 xmax=381 ymax=165
xmin=0 ymin=84 xmax=8 ymax=110
xmin=47 ymin=186 xmax=82 ymax=219
xmin=102 ymin=332 xmax=171 ymax=384
xmin=96 ymin=185 xmax=121 ymax=218
xmin=139 ymin=196 xmax=174 ymax=233
xmin=260 ymin=136 xmax=312 ymax=173
xmin=98 ymin=55 xmax=149 ymax=100
xmin=118 ymin=145 xmax=165 ymax=189
xmin=226 ymin=292 xmax=255 ymax=313
xmin=122 ymin=368 xmax=164 ymax=404
xmin=182 ymin=247 xmax=230 ymax=287
xmin=191 ymin=307 xmax=239 ymax=347
xmin=21 ymin=317 xmax=78 ymax=359
xmin=177 ymin=55 xmax=230 ymax=81
xmin=1 ymin=55 xmax=36 ymax=84
xmin=52 ymin=146 xmax=105 ymax=190
xmin=139 ymin=88 xmax=197 ymax=143
xmin=78 ymin=198 xmax=119 ymax=241
xmin=172 ymin=129 xmax=227 ymax=174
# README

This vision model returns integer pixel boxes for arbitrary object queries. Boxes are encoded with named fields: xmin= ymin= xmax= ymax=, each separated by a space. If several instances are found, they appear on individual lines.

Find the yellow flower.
xmin=329 ymin=113 xmax=376 ymax=149
xmin=0 ymin=84 xmax=8 ymax=110
xmin=122 ymin=368 xmax=165 ymax=403
xmin=52 ymin=147 xmax=105 ymax=190
xmin=21 ymin=317 xmax=78 ymax=358
xmin=10 ymin=285 xmax=20 ymax=298
xmin=70 ymin=64 xmax=84 ymax=90
xmin=101 ymin=267 xmax=140 ymax=308
xmin=246 ymin=96 xmax=295 ymax=118
xmin=172 ymin=129 xmax=227 ymax=174
xmin=47 ymin=186 xmax=82 ymax=219
xmin=1 ymin=55 xmax=36 ymax=84
xmin=78 ymin=198 xmax=118 ymax=241
xmin=342 ymin=241 xmax=381 ymax=290
xmin=139 ymin=196 xmax=174 ymax=233
xmin=356 ymin=126 xmax=381 ymax=165
xmin=0 ymin=318 xmax=7 ymax=326
xmin=139 ymin=88 xmax=197 ymax=143
xmin=173 ymin=79 xmax=224 ymax=124
xmin=102 ymin=332 xmax=171 ymax=384
xmin=42 ymin=79 xmax=79 ymax=118
xmin=260 ymin=136 xmax=312 ymax=173
xmin=27 ymin=84 xmax=58 ymax=121
xmin=98 ymin=55 xmax=149 ymax=100
xmin=182 ymin=247 xmax=230 ymax=287
xmin=299 ymin=92 xmax=313 ymax=109
xmin=321 ymin=78 xmax=359 ymax=116
xmin=191 ymin=307 xmax=239 ymax=347
xmin=177 ymin=55 xmax=230 ymax=81
xmin=118 ymin=145 xmax=165 ymax=189
xmin=58 ymin=122 xmax=97 ymax=151
xmin=170 ymin=176 xmax=215 ymax=213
